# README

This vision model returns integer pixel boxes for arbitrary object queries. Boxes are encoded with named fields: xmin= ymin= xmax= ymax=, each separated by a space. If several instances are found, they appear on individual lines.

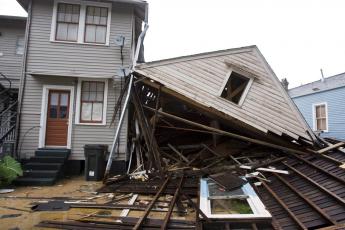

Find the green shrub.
xmin=0 ymin=156 xmax=23 ymax=187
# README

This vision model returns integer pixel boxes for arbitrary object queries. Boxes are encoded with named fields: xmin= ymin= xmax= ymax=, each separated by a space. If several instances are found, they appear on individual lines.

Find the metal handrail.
xmin=0 ymin=72 xmax=12 ymax=92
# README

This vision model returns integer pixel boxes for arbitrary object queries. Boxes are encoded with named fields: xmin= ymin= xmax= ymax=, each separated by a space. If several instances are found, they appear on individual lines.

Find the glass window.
xmin=221 ymin=72 xmax=250 ymax=104
xmin=84 ymin=6 xmax=108 ymax=44
xmin=16 ymin=36 xmax=25 ymax=55
xmin=315 ymin=104 xmax=327 ymax=131
xmin=56 ymin=3 xmax=80 ymax=41
xmin=80 ymin=81 xmax=105 ymax=123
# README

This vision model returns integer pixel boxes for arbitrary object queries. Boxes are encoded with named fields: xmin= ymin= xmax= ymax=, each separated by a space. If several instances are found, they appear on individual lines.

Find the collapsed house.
xmin=35 ymin=46 xmax=345 ymax=229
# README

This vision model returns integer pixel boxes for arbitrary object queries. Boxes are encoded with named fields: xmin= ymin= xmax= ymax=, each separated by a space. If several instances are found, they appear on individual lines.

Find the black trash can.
xmin=84 ymin=144 xmax=108 ymax=181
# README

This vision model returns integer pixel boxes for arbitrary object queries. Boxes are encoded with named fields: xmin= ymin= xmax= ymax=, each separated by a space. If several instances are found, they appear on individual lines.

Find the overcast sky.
xmin=1 ymin=0 xmax=345 ymax=88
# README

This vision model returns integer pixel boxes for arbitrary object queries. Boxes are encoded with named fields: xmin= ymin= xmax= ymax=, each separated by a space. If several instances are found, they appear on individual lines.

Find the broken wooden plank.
xmin=318 ymin=142 xmax=345 ymax=154
xmin=168 ymin=144 xmax=190 ymax=164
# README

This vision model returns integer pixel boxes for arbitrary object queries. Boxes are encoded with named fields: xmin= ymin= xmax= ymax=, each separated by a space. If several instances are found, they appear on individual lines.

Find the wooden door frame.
xmin=39 ymin=85 xmax=74 ymax=149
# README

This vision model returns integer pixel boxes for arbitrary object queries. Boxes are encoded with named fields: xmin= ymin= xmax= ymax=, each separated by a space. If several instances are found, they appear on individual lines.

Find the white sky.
xmin=1 ymin=0 xmax=345 ymax=88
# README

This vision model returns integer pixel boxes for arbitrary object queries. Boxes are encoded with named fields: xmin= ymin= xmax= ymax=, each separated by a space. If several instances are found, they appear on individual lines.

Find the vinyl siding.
xmin=19 ymin=75 xmax=128 ymax=160
xmin=19 ymin=0 xmax=135 ymax=160
xmin=26 ymin=0 xmax=134 ymax=78
xmin=136 ymin=47 xmax=311 ymax=141
xmin=292 ymin=87 xmax=345 ymax=140
xmin=0 ymin=19 xmax=26 ymax=88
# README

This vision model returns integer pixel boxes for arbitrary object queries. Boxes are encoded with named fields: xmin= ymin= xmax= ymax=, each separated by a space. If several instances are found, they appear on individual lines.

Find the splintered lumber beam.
xmin=133 ymin=176 xmax=170 ymax=230
xmin=168 ymin=144 xmax=190 ymax=164
xmin=318 ymin=142 xmax=345 ymax=154
xmin=161 ymin=176 xmax=184 ymax=230
xmin=144 ymin=106 xmax=311 ymax=156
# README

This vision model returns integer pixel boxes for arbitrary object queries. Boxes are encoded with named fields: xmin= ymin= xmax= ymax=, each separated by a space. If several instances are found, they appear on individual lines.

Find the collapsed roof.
xmin=135 ymin=45 xmax=316 ymax=145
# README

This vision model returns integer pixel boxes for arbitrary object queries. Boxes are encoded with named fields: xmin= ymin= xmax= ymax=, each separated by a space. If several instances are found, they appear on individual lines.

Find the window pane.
xmin=16 ymin=36 xmax=24 ymax=55
xmin=72 ymin=5 xmax=80 ymax=23
xmin=65 ymin=4 xmax=73 ymax=22
xmin=90 ymin=82 xmax=97 ymax=91
xmin=49 ymin=106 xmax=58 ymax=119
xmin=86 ymin=6 xmax=94 ymax=24
xmin=96 ymin=91 xmax=104 ymax=101
xmin=60 ymin=93 xmax=69 ymax=106
xmin=97 ymin=82 xmax=104 ymax=92
xmin=50 ymin=93 xmax=59 ymax=106
xmin=89 ymin=91 xmax=96 ymax=101
xmin=93 ymin=7 xmax=101 ymax=24
xmin=82 ymin=91 xmax=89 ymax=101
xmin=81 ymin=103 xmax=92 ymax=121
xmin=92 ymin=103 xmax=103 ymax=121
xmin=95 ymin=26 xmax=106 ymax=43
xmin=320 ymin=105 xmax=326 ymax=117
xmin=82 ymin=82 xmax=90 ymax=92
xmin=57 ymin=4 xmax=66 ymax=21
xmin=85 ymin=25 xmax=96 ymax=43
xmin=56 ymin=23 xmax=68 ymax=40
xmin=67 ymin=24 xmax=78 ymax=41
xmin=60 ymin=106 xmax=68 ymax=119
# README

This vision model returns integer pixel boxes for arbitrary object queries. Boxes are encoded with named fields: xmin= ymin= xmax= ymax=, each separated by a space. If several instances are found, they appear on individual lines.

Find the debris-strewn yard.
xmin=0 ymin=176 xmax=103 ymax=229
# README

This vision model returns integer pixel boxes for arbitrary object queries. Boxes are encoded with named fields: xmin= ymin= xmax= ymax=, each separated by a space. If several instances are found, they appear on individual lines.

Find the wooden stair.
xmin=14 ymin=148 xmax=70 ymax=186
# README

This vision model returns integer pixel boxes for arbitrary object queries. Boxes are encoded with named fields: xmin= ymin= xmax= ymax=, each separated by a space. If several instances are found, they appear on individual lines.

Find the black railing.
xmin=0 ymin=73 xmax=17 ymax=156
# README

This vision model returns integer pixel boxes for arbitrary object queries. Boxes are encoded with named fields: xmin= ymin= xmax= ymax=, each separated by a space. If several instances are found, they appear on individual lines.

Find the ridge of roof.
xmin=289 ymin=72 xmax=345 ymax=98
xmin=137 ymin=45 xmax=257 ymax=69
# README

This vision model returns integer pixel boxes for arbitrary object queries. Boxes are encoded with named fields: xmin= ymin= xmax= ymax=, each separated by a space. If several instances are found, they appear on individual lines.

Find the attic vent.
xmin=221 ymin=72 xmax=250 ymax=105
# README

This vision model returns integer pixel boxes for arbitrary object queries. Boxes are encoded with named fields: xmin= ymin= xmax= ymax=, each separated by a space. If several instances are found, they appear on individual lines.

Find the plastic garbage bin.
xmin=84 ymin=144 xmax=108 ymax=181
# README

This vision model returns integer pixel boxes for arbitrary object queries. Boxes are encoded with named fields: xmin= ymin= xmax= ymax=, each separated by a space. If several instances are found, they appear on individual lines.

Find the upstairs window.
xmin=16 ymin=36 xmax=25 ymax=55
xmin=220 ymin=71 xmax=253 ymax=105
xmin=313 ymin=103 xmax=328 ymax=132
xmin=56 ymin=3 xmax=80 ymax=41
xmin=85 ymin=6 xmax=108 ymax=44
xmin=51 ymin=0 xmax=111 ymax=45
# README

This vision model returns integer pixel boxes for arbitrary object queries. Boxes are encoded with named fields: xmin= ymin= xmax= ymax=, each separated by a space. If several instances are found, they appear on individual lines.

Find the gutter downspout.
xmin=15 ymin=0 xmax=32 ymax=159
xmin=104 ymin=5 xmax=149 ymax=179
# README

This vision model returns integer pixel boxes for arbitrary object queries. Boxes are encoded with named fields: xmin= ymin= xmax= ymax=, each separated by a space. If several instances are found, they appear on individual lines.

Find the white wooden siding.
xmin=136 ymin=46 xmax=312 ymax=141
xmin=0 ymin=19 xmax=26 ymax=88
xmin=19 ymin=75 xmax=128 ymax=160
xmin=26 ymin=0 xmax=134 ymax=78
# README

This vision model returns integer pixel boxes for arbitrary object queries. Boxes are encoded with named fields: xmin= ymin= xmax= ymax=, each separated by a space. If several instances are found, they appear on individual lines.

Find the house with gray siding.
xmin=0 ymin=15 xmax=26 ymax=89
xmin=14 ymin=0 xmax=147 ymax=185
xmin=289 ymin=72 xmax=345 ymax=140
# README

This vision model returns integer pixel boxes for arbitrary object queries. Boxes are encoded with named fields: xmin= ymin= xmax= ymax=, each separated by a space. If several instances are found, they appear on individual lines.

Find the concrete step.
xmin=30 ymin=156 xmax=66 ymax=163
xmin=35 ymin=149 xmax=70 ymax=159
xmin=23 ymin=162 xmax=62 ymax=171
xmin=23 ymin=169 xmax=59 ymax=178
xmin=14 ymin=177 xmax=56 ymax=186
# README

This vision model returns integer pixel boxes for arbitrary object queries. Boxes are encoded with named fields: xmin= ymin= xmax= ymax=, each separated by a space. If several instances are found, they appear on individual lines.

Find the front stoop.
xmin=14 ymin=148 xmax=70 ymax=186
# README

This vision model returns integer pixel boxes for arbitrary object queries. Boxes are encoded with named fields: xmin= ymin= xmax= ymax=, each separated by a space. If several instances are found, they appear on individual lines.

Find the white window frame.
xmin=218 ymin=68 xmax=254 ymax=107
xmin=50 ymin=0 xmax=112 ymax=45
xmin=312 ymin=102 xmax=328 ymax=132
xmin=200 ymin=178 xmax=271 ymax=219
xmin=75 ymin=78 xmax=108 ymax=126
xmin=39 ymin=85 xmax=75 ymax=149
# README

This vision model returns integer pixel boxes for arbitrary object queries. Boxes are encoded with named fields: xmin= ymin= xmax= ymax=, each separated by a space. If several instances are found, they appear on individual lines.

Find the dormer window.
xmin=219 ymin=70 xmax=253 ymax=106
xmin=51 ymin=0 xmax=111 ymax=45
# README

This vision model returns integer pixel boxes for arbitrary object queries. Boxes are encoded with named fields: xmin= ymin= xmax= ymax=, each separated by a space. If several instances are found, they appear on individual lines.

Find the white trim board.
xmin=312 ymin=102 xmax=329 ymax=132
xmin=50 ymin=0 xmax=112 ymax=45
xmin=39 ymin=85 xmax=75 ymax=149
xmin=75 ymin=78 xmax=108 ymax=126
